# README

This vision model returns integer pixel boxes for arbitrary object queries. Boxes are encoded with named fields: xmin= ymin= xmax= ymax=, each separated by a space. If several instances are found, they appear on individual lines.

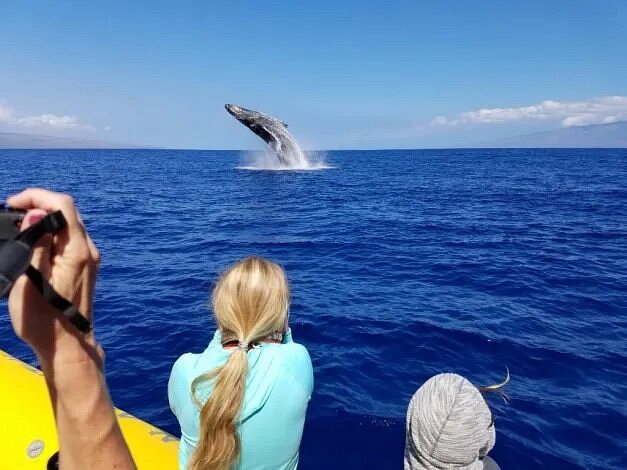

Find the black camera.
xmin=0 ymin=203 xmax=92 ymax=332
xmin=0 ymin=204 xmax=28 ymax=297
xmin=0 ymin=203 xmax=25 ymax=224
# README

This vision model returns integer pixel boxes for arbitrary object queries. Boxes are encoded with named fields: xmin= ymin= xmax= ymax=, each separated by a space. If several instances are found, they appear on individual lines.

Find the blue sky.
xmin=1 ymin=1 xmax=626 ymax=149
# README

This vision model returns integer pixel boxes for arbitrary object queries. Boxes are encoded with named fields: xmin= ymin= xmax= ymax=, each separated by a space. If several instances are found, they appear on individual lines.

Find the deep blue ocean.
xmin=1 ymin=148 xmax=626 ymax=469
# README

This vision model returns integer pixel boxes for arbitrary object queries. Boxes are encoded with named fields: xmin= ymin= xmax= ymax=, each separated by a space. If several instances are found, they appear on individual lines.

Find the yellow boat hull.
xmin=0 ymin=349 xmax=179 ymax=468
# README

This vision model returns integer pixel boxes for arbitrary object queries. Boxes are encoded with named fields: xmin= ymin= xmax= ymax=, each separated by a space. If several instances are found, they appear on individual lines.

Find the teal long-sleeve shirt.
xmin=168 ymin=329 xmax=314 ymax=470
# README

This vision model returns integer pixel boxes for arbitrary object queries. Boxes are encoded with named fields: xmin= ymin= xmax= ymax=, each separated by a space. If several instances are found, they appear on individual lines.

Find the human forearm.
xmin=38 ymin=344 xmax=136 ymax=470
xmin=6 ymin=189 xmax=136 ymax=469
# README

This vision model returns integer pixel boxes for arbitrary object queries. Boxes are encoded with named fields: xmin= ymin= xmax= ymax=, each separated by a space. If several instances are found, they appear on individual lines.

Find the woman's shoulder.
xmin=278 ymin=341 xmax=311 ymax=365
xmin=170 ymin=331 xmax=226 ymax=378
xmin=483 ymin=456 xmax=501 ymax=470
xmin=272 ymin=341 xmax=314 ymax=396
xmin=168 ymin=352 xmax=199 ymax=415
xmin=171 ymin=351 xmax=197 ymax=370
xmin=169 ymin=352 xmax=199 ymax=387
xmin=277 ymin=329 xmax=311 ymax=363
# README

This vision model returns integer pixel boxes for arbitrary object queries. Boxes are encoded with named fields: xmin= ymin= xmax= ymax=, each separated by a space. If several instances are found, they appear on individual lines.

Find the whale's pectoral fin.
xmin=248 ymin=123 xmax=275 ymax=146
xmin=250 ymin=123 xmax=282 ymax=154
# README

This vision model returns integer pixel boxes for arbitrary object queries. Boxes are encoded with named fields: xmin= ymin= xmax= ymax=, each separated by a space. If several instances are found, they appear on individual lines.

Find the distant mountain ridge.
xmin=472 ymin=121 xmax=627 ymax=148
xmin=0 ymin=131 xmax=147 ymax=149
xmin=4 ymin=121 xmax=626 ymax=150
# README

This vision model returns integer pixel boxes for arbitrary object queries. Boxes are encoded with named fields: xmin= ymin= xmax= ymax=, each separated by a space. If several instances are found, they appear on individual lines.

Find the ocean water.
xmin=1 ymin=148 xmax=626 ymax=469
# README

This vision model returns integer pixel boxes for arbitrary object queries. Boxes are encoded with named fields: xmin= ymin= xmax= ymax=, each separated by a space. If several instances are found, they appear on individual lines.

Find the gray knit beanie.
xmin=404 ymin=373 xmax=499 ymax=470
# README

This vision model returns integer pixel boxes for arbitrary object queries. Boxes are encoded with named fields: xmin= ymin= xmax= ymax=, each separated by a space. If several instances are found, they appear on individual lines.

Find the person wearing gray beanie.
xmin=404 ymin=373 xmax=506 ymax=470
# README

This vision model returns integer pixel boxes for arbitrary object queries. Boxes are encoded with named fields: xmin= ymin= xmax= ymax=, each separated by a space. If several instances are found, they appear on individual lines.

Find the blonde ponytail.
xmin=188 ymin=256 xmax=289 ymax=470
xmin=188 ymin=350 xmax=248 ymax=470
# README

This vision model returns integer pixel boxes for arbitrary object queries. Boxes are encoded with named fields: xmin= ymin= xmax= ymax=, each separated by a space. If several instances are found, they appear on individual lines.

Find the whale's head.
xmin=225 ymin=104 xmax=260 ymax=126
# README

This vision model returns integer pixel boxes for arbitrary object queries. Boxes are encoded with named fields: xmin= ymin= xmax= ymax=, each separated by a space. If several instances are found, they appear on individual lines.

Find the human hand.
xmin=6 ymin=188 xmax=100 ymax=361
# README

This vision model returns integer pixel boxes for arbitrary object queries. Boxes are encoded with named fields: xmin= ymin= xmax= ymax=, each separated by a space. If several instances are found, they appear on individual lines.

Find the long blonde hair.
xmin=188 ymin=256 xmax=290 ymax=470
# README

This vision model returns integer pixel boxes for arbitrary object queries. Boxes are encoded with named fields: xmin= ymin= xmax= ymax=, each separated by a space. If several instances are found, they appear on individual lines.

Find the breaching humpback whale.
xmin=225 ymin=104 xmax=306 ymax=167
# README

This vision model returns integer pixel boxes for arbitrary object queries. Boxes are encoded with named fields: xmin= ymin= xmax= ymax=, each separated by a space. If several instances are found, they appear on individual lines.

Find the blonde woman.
xmin=168 ymin=256 xmax=314 ymax=470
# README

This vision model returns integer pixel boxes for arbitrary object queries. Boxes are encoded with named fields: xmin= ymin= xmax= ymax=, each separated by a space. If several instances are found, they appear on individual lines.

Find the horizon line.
xmin=2 ymin=146 xmax=626 ymax=151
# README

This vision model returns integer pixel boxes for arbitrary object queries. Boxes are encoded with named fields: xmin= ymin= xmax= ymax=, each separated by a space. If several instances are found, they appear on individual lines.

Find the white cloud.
xmin=0 ymin=105 xmax=14 ymax=123
xmin=15 ymin=114 xmax=93 ymax=130
xmin=0 ymin=102 xmax=96 ymax=131
xmin=431 ymin=96 xmax=627 ymax=128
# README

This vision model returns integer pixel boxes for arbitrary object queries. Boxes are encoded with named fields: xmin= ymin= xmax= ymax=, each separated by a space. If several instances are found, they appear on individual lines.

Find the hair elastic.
xmin=237 ymin=341 xmax=250 ymax=351
xmin=270 ymin=331 xmax=283 ymax=342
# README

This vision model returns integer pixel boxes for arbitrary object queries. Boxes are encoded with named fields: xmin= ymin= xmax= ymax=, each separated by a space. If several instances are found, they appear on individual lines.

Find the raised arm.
xmin=7 ymin=188 xmax=135 ymax=470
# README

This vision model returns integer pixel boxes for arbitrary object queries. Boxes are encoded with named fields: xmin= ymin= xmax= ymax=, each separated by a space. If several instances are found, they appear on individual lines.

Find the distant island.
xmin=472 ymin=120 xmax=627 ymax=148
xmin=0 ymin=131 xmax=147 ymax=149
xmin=2 ymin=120 xmax=626 ymax=150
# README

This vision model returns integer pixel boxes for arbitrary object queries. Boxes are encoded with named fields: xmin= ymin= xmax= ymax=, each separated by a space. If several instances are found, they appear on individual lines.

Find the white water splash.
xmin=237 ymin=150 xmax=333 ymax=171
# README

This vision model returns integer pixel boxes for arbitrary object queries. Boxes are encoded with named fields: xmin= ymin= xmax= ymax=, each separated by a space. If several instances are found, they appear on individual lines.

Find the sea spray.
xmin=238 ymin=149 xmax=332 ymax=171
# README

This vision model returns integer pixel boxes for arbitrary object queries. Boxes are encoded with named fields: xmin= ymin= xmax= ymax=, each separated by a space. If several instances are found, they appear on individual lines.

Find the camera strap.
xmin=2 ymin=211 xmax=92 ymax=333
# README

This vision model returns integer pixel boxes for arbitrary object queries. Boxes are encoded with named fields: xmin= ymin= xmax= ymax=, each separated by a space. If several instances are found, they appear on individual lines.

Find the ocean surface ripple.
xmin=1 ymin=148 xmax=625 ymax=469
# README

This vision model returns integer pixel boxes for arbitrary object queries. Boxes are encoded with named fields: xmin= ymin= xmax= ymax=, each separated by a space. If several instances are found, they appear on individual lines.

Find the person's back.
xmin=168 ymin=256 xmax=313 ymax=470
xmin=169 ymin=329 xmax=312 ymax=469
